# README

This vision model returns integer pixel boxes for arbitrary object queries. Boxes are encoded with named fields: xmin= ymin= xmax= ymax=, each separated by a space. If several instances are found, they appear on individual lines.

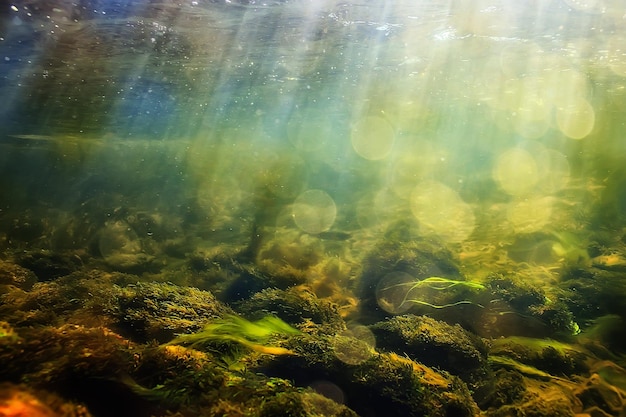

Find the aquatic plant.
xmin=396 ymin=277 xmax=486 ymax=291
xmin=488 ymin=355 xmax=567 ymax=381
xmin=379 ymin=276 xmax=486 ymax=310
xmin=549 ymin=230 xmax=591 ymax=266
xmin=0 ymin=322 xmax=18 ymax=341
xmin=490 ymin=336 xmax=589 ymax=357
xmin=167 ymin=314 xmax=301 ymax=355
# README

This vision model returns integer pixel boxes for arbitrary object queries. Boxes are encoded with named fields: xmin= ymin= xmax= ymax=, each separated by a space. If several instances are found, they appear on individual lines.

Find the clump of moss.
xmin=236 ymin=287 xmax=346 ymax=334
xmin=0 ymin=325 xmax=134 ymax=384
xmin=0 ymin=260 xmax=38 ymax=291
xmin=0 ymin=324 xmax=168 ymax=416
xmin=484 ymin=369 xmax=526 ymax=409
xmin=0 ymin=271 xmax=234 ymax=344
xmin=370 ymin=315 xmax=493 ymax=405
xmin=483 ymin=274 xmax=580 ymax=338
xmin=489 ymin=336 xmax=590 ymax=377
xmin=0 ymin=321 xmax=18 ymax=341
xmin=0 ymin=270 xmax=129 ymax=328
xmin=357 ymin=236 xmax=463 ymax=323
xmin=115 ymin=281 xmax=234 ymax=343
xmin=133 ymin=343 xmax=355 ymax=417
xmin=258 ymin=331 xmax=480 ymax=417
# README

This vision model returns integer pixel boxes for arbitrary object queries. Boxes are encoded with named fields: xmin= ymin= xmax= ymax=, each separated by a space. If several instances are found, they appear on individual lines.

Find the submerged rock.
xmin=236 ymin=286 xmax=346 ymax=334
xmin=0 ymin=270 xmax=233 ymax=343
xmin=356 ymin=235 xmax=464 ymax=324
xmin=370 ymin=314 xmax=494 ymax=406
xmin=0 ymin=383 xmax=91 ymax=417
xmin=0 ymin=260 xmax=37 ymax=290
xmin=259 ymin=332 xmax=481 ymax=417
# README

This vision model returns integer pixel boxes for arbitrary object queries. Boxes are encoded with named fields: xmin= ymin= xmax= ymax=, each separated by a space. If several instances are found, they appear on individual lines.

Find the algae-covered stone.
xmin=0 ymin=260 xmax=37 ymax=290
xmin=15 ymin=250 xmax=83 ymax=281
xmin=236 ymin=287 xmax=346 ymax=334
xmin=370 ymin=314 xmax=494 ymax=405
xmin=489 ymin=336 xmax=589 ymax=377
xmin=0 ymin=270 xmax=128 ymax=327
xmin=259 ymin=391 xmax=357 ymax=417
xmin=481 ymin=273 xmax=581 ymax=338
xmin=357 ymin=235 xmax=464 ymax=323
xmin=0 ymin=271 xmax=233 ymax=343
xmin=115 ymin=281 xmax=234 ymax=342
xmin=260 ymin=332 xmax=480 ymax=417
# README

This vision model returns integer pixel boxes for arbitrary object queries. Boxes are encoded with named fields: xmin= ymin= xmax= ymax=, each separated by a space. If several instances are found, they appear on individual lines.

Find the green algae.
xmin=167 ymin=314 xmax=301 ymax=355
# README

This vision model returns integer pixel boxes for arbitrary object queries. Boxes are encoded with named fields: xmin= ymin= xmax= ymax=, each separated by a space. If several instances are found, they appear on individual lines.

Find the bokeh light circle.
xmin=332 ymin=325 xmax=376 ymax=365
xmin=493 ymin=148 xmax=539 ymax=196
xmin=556 ymin=97 xmax=595 ymax=140
xmin=292 ymin=189 xmax=337 ymax=234
xmin=351 ymin=116 xmax=395 ymax=160
xmin=537 ymin=149 xmax=570 ymax=193
xmin=376 ymin=271 xmax=416 ymax=314
xmin=410 ymin=180 xmax=475 ymax=243
xmin=309 ymin=381 xmax=345 ymax=405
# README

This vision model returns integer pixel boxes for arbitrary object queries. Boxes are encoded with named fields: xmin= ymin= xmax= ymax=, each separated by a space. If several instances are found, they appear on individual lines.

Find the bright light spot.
xmin=332 ymin=326 xmax=374 ymax=365
xmin=547 ymin=70 xmax=589 ymax=109
xmin=351 ymin=116 xmax=394 ymax=160
xmin=309 ymin=381 xmax=345 ymax=404
xmin=493 ymin=148 xmax=538 ymax=196
xmin=508 ymin=78 xmax=550 ymax=139
xmin=537 ymin=149 xmax=570 ymax=193
xmin=389 ymin=151 xmax=434 ymax=198
xmin=292 ymin=189 xmax=336 ymax=234
xmin=556 ymin=97 xmax=595 ymax=140
xmin=332 ymin=325 xmax=376 ymax=365
xmin=376 ymin=271 xmax=416 ymax=314
xmin=410 ymin=180 xmax=475 ymax=243
xmin=373 ymin=187 xmax=405 ymax=224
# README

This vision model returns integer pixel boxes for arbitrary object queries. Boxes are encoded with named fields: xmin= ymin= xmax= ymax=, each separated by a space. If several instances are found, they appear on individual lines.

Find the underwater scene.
xmin=2 ymin=0 xmax=626 ymax=416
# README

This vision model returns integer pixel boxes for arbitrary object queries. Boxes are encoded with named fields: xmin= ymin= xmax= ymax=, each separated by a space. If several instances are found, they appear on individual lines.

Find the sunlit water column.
xmin=1 ymin=0 xmax=626 ymax=256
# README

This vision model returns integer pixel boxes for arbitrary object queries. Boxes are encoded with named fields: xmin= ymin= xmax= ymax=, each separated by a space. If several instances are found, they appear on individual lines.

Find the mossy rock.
xmin=15 ymin=250 xmax=83 ymax=281
xmin=489 ymin=336 xmax=590 ymax=377
xmin=0 ymin=260 xmax=37 ymax=290
xmin=0 ymin=271 xmax=233 ymax=343
xmin=482 ymin=274 xmax=580 ymax=338
xmin=357 ymin=236 xmax=463 ymax=323
xmin=370 ymin=314 xmax=494 ymax=405
xmin=259 ymin=391 xmax=357 ymax=417
xmin=236 ymin=287 xmax=346 ymax=334
xmin=258 ymin=332 xmax=480 ymax=417
xmin=0 ymin=270 xmax=131 ymax=328
xmin=115 ymin=281 xmax=234 ymax=342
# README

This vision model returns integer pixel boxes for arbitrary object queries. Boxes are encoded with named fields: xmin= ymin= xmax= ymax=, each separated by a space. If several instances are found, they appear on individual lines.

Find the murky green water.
xmin=2 ymin=1 xmax=626 ymax=416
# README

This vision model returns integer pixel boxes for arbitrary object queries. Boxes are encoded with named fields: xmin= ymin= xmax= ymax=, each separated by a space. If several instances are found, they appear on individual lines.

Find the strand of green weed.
xmin=398 ymin=299 xmax=484 ymax=309
xmin=381 ymin=277 xmax=486 ymax=295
